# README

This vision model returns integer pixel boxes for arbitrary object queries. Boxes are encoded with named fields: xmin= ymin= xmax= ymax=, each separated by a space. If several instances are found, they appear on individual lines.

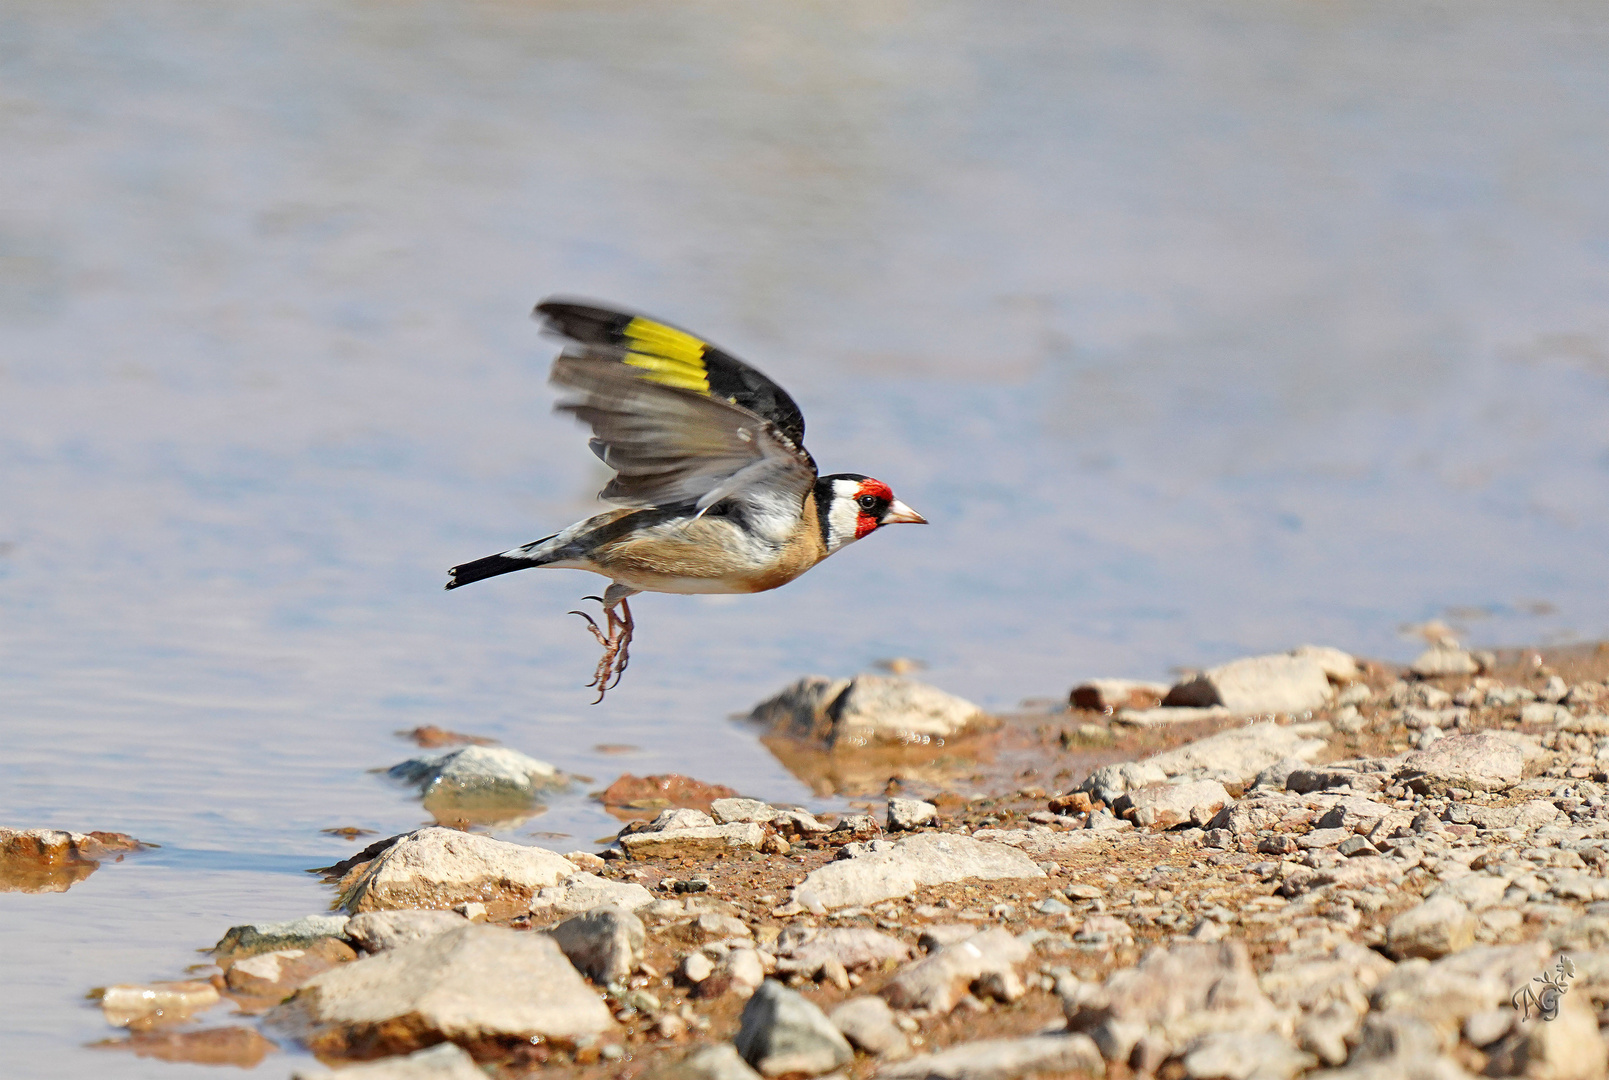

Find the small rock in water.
xmin=224 ymin=939 xmax=358 ymax=1009
xmin=0 ymin=827 xmax=147 ymax=893
xmin=597 ymin=774 xmax=740 ymax=812
xmin=99 ymin=981 xmax=221 ymax=1028
xmin=827 ymin=995 xmax=911 ymax=1059
xmin=733 ymin=979 xmax=854 ymax=1077
xmin=547 ymin=904 xmax=645 ymax=985
xmin=887 ymin=798 xmax=938 ymax=831
xmin=396 ymin=725 xmax=495 ymax=749
xmin=213 ymin=915 xmax=351 ymax=964
xmin=746 ymin=674 xmax=991 ymax=748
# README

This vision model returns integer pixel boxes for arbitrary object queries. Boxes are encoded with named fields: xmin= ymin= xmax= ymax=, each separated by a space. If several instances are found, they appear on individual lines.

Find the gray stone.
xmin=746 ymin=675 xmax=988 ymax=748
xmin=621 ymin=823 xmax=766 ymax=859
xmin=875 ymin=1033 xmax=1105 ymax=1080
xmin=654 ymin=1043 xmax=764 ymax=1080
xmin=1461 ymin=1008 xmax=1512 ymax=1049
xmin=1521 ymin=702 xmax=1572 ymax=725
xmin=335 ymin=828 xmax=578 ymax=913
xmin=828 ymin=995 xmax=911 ymax=1059
xmin=881 ymin=928 xmax=1030 ymax=1015
xmin=1410 ymin=646 xmax=1480 ymax=677
xmin=733 ymin=979 xmax=854 ymax=1077
xmin=345 ymin=910 xmax=468 ymax=954
xmin=99 ymin=980 xmax=221 ymax=1028
xmin=213 ymin=915 xmax=351 ymax=962
xmin=1386 ymin=897 xmax=1477 ymax=959
xmin=967 ymin=827 xmax=1102 ymax=860
xmin=1399 ymin=733 xmax=1523 ymax=792
xmin=1163 ymin=653 xmax=1334 ymax=715
xmin=1143 ymin=722 xmax=1328 ymax=785
xmin=1063 ymin=941 xmax=1281 ymax=1064
xmin=1253 ymin=757 xmax=1311 ymax=790
xmin=643 ymin=807 xmax=717 ymax=830
xmin=1428 ymin=874 xmax=1511 ymax=912
xmin=548 ymin=905 xmax=645 ymax=985
xmin=530 ymin=871 xmax=654 ymax=914
xmin=792 ymin=833 xmax=1044 ymax=913
xmin=887 ymin=798 xmax=938 ymax=831
xmin=1079 ymin=761 xmax=1169 ymax=805
xmin=270 ymin=924 xmax=614 ymax=1054
xmin=1292 ymin=645 xmax=1362 ymax=683
xmin=387 ymin=745 xmax=561 ymax=797
xmin=776 ymin=927 xmax=913 ymax=973
xmin=1181 ymin=1030 xmax=1315 ymax=1080
xmin=292 ymin=1041 xmax=485 ymax=1080
xmin=1116 ymin=780 xmax=1232 ymax=830
xmin=1299 ymin=829 xmax=1352 ymax=850
xmin=1370 ymin=941 xmax=1552 ymax=1035
xmin=1349 ymin=1011 xmax=1442 ymax=1062
xmin=709 ymin=798 xmax=776 ymax=824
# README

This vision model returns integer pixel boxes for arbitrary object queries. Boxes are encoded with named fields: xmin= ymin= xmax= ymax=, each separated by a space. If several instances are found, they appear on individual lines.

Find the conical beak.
xmin=881 ymin=499 xmax=928 ymax=525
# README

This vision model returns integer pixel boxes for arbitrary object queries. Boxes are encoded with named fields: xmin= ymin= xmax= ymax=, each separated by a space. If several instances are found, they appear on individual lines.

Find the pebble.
xmin=548 ymin=904 xmax=645 ymax=985
xmin=99 ymin=980 xmax=220 ymax=1028
xmin=732 ymin=979 xmax=854 ymax=1077
xmin=386 ymin=745 xmax=561 ymax=798
xmin=213 ymin=915 xmax=352 ymax=963
xmin=1385 ymin=897 xmax=1476 ymax=959
xmin=791 ymin=833 xmax=1044 ymax=913
xmin=827 ymin=995 xmax=911 ymax=1059
xmin=880 ymin=928 xmax=1029 ymax=1015
xmin=887 ymin=798 xmax=938 ymax=831
xmin=345 ymin=910 xmax=467 ymax=954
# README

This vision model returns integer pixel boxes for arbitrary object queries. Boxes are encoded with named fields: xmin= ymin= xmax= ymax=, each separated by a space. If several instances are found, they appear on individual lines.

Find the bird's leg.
xmin=568 ymin=585 xmax=638 ymax=702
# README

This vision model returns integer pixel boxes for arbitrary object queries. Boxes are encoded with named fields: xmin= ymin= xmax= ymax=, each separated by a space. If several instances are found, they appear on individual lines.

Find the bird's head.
xmin=817 ymin=473 xmax=926 ymax=553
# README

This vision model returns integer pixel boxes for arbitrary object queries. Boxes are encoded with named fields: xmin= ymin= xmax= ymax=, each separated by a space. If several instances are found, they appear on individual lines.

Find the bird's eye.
xmin=857 ymin=494 xmax=878 ymax=511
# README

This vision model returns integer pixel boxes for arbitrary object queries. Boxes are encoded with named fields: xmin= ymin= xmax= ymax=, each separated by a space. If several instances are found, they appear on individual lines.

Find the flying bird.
xmin=446 ymin=300 xmax=927 ymax=700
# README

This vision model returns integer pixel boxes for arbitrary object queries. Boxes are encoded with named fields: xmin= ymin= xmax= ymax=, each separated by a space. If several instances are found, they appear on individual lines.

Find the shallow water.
xmin=2 ymin=1 xmax=1608 ymax=1075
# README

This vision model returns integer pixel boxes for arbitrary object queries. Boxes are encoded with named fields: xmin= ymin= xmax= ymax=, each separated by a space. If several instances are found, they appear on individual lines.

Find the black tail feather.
xmin=445 ymin=553 xmax=536 ymax=590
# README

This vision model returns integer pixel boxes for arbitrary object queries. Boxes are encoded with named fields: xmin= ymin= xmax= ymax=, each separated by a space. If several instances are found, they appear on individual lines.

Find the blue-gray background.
xmin=2 ymin=3 xmax=1606 ymax=1076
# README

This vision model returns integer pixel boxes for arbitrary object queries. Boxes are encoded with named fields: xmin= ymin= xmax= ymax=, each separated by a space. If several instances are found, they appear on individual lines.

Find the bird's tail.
xmin=445 ymin=533 xmax=559 ymax=590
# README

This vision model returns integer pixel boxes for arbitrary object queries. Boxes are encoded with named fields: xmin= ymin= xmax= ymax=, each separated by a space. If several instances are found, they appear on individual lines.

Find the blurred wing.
xmin=536 ymin=299 xmax=807 ymax=446
xmin=539 ymin=302 xmax=817 ymax=510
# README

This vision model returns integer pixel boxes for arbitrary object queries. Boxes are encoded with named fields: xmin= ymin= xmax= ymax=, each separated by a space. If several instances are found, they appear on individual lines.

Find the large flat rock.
xmin=335 ymin=828 xmax=578 ymax=912
xmin=792 ymin=834 xmax=1043 ymax=913
xmin=1398 ymin=732 xmax=1523 ymax=792
xmin=1163 ymin=652 xmax=1336 ymax=715
xmin=271 ymin=924 xmax=614 ymax=1057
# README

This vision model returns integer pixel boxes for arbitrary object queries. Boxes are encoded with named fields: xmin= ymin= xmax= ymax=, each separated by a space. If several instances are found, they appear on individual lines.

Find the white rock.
xmin=346 ymin=910 xmax=468 ymax=954
xmin=880 ymin=928 xmax=1030 ymax=1015
xmin=792 ymin=834 xmax=1044 ymax=913
xmin=336 ymin=829 xmax=577 ymax=912
xmin=887 ymin=798 xmax=938 ymax=831
xmin=746 ymin=675 xmax=988 ymax=748
xmin=710 ymin=799 xmax=777 ymax=824
xmin=828 ymin=996 xmax=911 ymax=1060
xmin=271 ymin=924 xmax=614 ymax=1051
xmin=387 ymin=745 xmax=560 ymax=796
xmin=530 ymin=871 xmax=654 ymax=915
xmin=1291 ymin=645 xmax=1362 ymax=683
xmin=1411 ymin=646 xmax=1480 ymax=677
xmin=547 ymin=905 xmax=644 ymax=985
xmin=1399 ymin=733 xmax=1523 ymax=792
xmin=291 ymin=1041 xmax=485 ymax=1080
xmin=100 ymin=980 xmax=220 ymax=1027
xmin=620 ymin=823 xmax=765 ymax=859
xmin=1164 ymin=653 xmax=1334 ymax=715
xmin=1387 ymin=896 xmax=1477 ymax=959
xmin=1117 ymin=780 xmax=1232 ymax=830
xmin=1144 ymin=722 xmax=1328 ymax=784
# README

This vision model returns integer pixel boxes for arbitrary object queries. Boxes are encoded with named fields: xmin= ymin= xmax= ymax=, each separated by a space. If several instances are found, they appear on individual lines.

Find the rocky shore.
xmin=14 ymin=640 xmax=1609 ymax=1078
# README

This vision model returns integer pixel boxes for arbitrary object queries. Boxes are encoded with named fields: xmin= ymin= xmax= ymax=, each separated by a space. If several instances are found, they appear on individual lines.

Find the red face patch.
xmin=853 ymin=479 xmax=894 ymax=540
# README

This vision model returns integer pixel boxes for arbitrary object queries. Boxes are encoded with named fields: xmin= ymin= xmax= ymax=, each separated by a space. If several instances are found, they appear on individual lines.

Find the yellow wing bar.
xmin=621 ymin=317 xmax=710 ymax=393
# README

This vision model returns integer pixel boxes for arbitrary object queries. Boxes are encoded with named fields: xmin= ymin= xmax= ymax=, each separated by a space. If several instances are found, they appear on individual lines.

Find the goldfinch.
xmin=446 ymin=299 xmax=927 ymax=700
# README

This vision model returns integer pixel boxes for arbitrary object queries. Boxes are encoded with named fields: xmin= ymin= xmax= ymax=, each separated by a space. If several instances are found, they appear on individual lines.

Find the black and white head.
xmin=814 ymin=473 xmax=926 ymax=553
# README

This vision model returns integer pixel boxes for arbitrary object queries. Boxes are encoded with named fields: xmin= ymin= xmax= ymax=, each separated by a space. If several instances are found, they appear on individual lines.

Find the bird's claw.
xmin=569 ymin=596 xmax=634 ymax=702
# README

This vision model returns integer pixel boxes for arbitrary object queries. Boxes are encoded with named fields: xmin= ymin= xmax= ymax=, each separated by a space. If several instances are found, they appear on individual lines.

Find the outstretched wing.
xmin=537 ymin=299 xmax=817 ymax=511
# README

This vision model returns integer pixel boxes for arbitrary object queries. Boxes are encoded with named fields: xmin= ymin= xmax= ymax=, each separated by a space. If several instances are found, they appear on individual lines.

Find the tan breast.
xmin=589 ymin=491 xmax=827 ymax=595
